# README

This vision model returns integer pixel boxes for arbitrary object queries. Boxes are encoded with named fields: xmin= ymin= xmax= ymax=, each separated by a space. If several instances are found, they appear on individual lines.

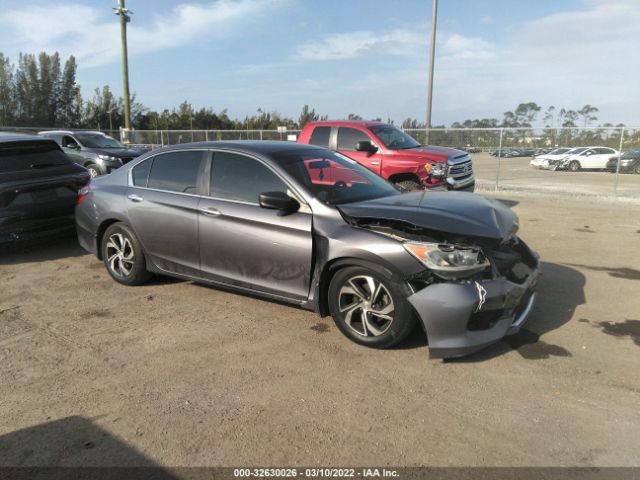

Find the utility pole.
xmin=425 ymin=0 xmax=438 ymax=144
xmin=114 ymin=0 xmax=133 ymax=138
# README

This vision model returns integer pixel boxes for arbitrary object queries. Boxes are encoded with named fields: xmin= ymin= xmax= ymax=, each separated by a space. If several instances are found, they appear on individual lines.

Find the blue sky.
xmin=0 ymin=0 xmax=638 ymax=126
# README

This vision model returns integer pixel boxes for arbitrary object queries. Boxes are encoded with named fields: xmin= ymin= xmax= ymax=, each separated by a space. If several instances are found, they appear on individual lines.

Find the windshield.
xmin=271 ymin=148 xmax=400 ymax=205
xmin=369 ymin=125 xmax=420 ymax=150
xmin=566 ymin=147 xmax=588 ymax=155
xmin=549 ymin=148 xmax=571 ymax=155
xmin=75 ymin=133 xmax=125 ymax=149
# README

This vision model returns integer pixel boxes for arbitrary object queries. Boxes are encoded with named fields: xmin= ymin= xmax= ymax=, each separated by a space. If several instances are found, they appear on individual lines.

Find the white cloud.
xmin=0 ymin=0 xmax=283 ymax=67
xmin=295 ymin=29 xmax=425 ymax=61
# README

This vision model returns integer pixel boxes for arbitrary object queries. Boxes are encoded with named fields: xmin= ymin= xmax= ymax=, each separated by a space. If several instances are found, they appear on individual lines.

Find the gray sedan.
xmin=76 ymin=141 xmax=539 ymax=359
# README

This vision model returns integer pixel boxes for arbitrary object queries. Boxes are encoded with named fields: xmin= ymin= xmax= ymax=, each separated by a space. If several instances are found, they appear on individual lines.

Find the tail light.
xmin=77 ymin=186 xmax=90 ymax=205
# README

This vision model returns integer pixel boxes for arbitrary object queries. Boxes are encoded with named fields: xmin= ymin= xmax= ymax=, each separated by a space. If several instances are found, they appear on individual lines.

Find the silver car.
xmin=76 ymin=141 xmax=540 ymax=359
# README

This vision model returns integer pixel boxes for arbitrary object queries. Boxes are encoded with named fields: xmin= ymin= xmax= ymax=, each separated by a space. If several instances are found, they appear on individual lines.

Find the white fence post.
xmin=613 ymin=126 xmax=625 ymax=195
xmin=495 ymin=128 xmax=504 ymax=191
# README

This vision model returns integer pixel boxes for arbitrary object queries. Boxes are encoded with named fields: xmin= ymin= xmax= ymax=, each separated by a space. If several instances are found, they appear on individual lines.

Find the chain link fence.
xmin=2 ymin=125 xmax=638 ymax=197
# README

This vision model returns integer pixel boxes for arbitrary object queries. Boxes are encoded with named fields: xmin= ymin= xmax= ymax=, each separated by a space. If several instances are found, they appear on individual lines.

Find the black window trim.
xmin=128 ymin=149 xmax=208 ymax=198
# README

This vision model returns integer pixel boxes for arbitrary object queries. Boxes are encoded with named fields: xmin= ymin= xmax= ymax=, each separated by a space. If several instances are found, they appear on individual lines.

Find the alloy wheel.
xmin=105 ymin=233 xmax=135 ymax=278
xmin=338 ymin=275 xmax=395 ymax=337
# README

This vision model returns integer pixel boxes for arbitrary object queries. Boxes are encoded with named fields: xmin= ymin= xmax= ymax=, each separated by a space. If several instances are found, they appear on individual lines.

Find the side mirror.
xmin=259 ymin=191 xmax=300 ymax=213
xmin=356 ymin=141 xmax=378 ymax=153
xmin=66 ymin=142 xmax=80 ymax=150
xmin=585 ymin=151 xmax=592 ymax=156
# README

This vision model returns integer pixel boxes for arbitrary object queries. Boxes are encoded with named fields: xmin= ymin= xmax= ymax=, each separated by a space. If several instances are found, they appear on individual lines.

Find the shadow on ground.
xmin=0 ymin=416 xmax=178 ymax=477
xmin=0 ymin=235 xmax=86 ymax=266
xmin=444 ymin=262 xmax=586 ymax=362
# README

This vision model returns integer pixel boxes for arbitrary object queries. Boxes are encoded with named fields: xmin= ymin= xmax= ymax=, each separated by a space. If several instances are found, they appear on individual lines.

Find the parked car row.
xmin=529 ymin=146 xmax=625 ymax=172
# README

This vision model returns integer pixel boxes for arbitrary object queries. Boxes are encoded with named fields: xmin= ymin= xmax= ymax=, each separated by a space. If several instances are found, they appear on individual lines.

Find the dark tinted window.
xmin=337 ymin=127 xmax=370 ymax=151
xmin=132 ymin=159 xmax=152 ymax=187
xmin=211 ymin=152 xmax=286 ymax=203
xmin=0 ymin=141 xmax=71 ymax=173
xmin=309 ymin=126 xmax=331 ymax=147
xmin=147 ymin=151 xmax=202 ymax=194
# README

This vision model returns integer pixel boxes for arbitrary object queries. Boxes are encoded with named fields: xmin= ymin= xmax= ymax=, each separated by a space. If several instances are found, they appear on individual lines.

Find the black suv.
xmin=0 ymin=133 xmax=90 ymax=246
xmin=38 ymin=130 xmax=146 ymax=178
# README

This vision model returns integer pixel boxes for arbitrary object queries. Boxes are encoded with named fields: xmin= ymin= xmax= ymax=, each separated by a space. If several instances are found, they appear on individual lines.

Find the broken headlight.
xmin=403 ymin=242 xmax=490 ymax=279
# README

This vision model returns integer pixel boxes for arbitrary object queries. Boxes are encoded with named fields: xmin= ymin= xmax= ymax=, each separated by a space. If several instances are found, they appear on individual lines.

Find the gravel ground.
xmin=0 ymin=192 xmax=639 ymax=468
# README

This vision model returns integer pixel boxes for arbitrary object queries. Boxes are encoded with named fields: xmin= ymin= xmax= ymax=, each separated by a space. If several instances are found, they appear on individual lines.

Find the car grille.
xmin=121 ymin=157 xmax=134 ymax=164
xmin=448 ymin=158 xmax=473 ymax=180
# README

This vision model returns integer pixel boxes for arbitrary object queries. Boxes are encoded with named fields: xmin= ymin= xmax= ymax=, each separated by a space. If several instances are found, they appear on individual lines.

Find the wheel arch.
xmin=95 ymin=218 xmax=124 ymax=260
xmin=316 ymin=256 xmax=397 ymax=317
xmin=387 ymin=172 xmax=422 ymax=185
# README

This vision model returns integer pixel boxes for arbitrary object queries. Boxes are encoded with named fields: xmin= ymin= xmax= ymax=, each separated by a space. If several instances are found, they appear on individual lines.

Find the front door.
xmin=335 ymin=127 xmax=383 ymax=176
xmin=198 ymin=150 xmax=313 ymax=300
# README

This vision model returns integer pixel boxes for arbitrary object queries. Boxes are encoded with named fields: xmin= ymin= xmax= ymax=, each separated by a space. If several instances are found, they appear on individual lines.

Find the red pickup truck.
xmin=298 ymin=121 xmax=475 ymax=191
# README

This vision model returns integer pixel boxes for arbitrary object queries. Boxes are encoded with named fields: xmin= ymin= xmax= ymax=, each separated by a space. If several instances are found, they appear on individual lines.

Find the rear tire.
xmin=328 ymin=266 xmax=416 ymax=349
xmin=568 ymin=160 xmax=581 ymax=172
xmin=634 ymin=163 xmax=640 ymax=175
xmin=101 ymin=223 xmax=152 ymax=285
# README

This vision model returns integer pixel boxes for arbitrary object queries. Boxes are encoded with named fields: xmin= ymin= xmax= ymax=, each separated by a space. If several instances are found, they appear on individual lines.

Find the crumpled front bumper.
xmin=408 ymin=262 xmax=540 ymax=359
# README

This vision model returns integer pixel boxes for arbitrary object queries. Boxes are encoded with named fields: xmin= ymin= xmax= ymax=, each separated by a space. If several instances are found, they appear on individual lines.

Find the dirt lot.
xmin=471 ymin=152 xmax=640 ymax=197
xmin=1 ymin=192 xmax=639 ymax=468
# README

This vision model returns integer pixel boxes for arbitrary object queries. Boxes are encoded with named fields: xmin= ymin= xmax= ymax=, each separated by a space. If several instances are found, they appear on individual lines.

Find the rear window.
xmin=146 ymin=151 xmax=203 ymax=194
xmin=309 ymin=126 xmax=331 ymax=147
xmin=0 ymin=141 xmax=71 ymax=173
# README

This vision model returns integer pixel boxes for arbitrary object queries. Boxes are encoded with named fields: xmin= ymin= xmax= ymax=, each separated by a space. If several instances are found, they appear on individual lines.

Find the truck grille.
xmin=448 ymin=158 xmax=473 ymax=179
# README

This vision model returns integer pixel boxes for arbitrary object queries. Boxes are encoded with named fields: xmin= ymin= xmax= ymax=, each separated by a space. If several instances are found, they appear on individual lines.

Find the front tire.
xmin=568 ymin=160 xmax=581 ymax=172
xmin=101 ymin=223 xmax=152 ymax=285
xmin=328 ymin=266 xmax=416 ymax=349
xmin=394 ymin=179 xmax=423 ymax=192
xmin=86 ymin=163 xmax=101 ymax=178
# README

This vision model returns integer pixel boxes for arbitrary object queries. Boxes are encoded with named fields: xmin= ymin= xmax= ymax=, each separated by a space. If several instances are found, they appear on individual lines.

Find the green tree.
xmin=0 ymin=54 xmax=16 ymax=126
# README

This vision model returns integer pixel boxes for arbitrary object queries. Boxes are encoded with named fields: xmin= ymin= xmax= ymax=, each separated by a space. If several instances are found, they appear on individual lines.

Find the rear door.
xmin=595 ymin=148 xmax=616 ymax=169
xmin=126 ymin=150 xmax=205 ymax=276
xmin=197 ymin=150 xmax=313 ymax=300
xmin=335 ymin=127 xmax=383 ymax=175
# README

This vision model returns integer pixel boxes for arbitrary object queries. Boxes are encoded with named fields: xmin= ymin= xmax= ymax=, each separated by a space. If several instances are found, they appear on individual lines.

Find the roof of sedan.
xmin=155 ymin=140 xmax=327 ymax=155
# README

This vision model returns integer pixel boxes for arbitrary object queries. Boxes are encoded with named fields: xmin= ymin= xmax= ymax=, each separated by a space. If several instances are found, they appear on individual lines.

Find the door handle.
xmin=199 ymin=207 xmax=221 ymax=216
xmin=127 ymin=194 xmax=143 ymax=202
xmin=370 ymin=161 xmax=380 ymax=165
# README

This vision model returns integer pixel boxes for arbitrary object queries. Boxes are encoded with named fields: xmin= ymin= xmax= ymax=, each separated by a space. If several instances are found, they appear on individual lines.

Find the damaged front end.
xmin=340 ymin=197 xmax=540 ymax=359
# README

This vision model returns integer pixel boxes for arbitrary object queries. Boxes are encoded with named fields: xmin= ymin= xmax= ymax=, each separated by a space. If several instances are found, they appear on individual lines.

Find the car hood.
xmin=338 ymin=191 xmax=519 ymax=241
xmin=91 ymin=148 xmax=144 ymax=158
xmin=400 ymin=145 xmax=469 ymax=161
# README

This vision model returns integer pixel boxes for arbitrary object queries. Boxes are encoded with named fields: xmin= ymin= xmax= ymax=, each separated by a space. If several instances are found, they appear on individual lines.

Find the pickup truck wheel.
xmin=394 ymin=179 xmax=423 ymax=191
xmin=568 ymin=160 xmax=581 ymax=172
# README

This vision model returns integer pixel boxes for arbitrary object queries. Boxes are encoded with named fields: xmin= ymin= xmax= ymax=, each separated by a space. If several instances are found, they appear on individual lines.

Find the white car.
xmin=548 ymin=147 xmax=619 ymax=171
xmin=530 ymin=148 xmax=573 ymax=169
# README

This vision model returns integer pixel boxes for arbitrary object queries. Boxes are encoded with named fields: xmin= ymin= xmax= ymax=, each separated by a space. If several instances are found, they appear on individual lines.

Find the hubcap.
xmin=105 ymin=233 xmax=135 ymax=278
xmin=89 ymin=167 xmax=99 ymax=178
xmin=338 ymin=275 xmax=395 ymax=337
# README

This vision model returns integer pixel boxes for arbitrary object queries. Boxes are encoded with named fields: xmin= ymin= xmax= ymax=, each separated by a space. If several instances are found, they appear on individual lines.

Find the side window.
xmin=337 ymin=127 xmax=370 ymax=151
xmin=309 ymin=126 xmax=331 ymax=147
xmin=132 ymin=158 xmax=152 ymax=187
xmin=147 ymin=151 xmax=203 ymax=194
xmin=61 ymin=135 xmax=76 ymax=148
xmin=211 ymin=152 xmax=287 ymax=203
